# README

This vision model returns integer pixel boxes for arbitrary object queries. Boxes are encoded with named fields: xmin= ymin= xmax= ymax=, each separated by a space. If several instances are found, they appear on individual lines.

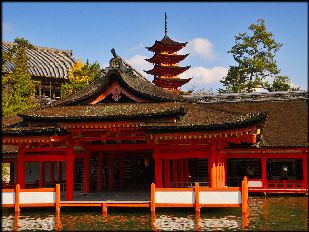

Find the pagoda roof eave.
xmin=145 ymin=65 xmax=190 ymax=76
xmin=145 ymin=53 xmax=189 ymax=64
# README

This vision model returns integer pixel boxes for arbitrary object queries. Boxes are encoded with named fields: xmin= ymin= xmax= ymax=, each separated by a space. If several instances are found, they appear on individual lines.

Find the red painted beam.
xmin=24 ymin=155 xmax=67 ymax=162
xmin=82 ymin=144 xmax=154 ymax=151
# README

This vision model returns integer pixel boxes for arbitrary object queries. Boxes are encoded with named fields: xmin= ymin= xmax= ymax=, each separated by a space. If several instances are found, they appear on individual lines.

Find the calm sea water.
xmin=2 ymin=196 xmax=308 ymax=231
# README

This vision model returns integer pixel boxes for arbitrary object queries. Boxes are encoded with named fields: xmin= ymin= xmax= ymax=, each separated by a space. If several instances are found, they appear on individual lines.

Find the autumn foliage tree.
xmin=220 ymin=19 xmax=299 ymax=93
xmin=61 ymin=60 xmax=101 ymax=97
xmin=2 ymin=38 xmax=37 ymax=117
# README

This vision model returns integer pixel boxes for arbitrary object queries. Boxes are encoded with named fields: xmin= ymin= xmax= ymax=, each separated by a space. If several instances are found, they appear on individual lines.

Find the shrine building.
xmin=2 ymin=16 xmax=308 ymax=200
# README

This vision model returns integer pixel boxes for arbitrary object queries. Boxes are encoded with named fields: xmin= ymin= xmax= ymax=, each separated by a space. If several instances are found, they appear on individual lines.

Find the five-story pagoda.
xmin=145 ymin=13 xmax=192 ymax=92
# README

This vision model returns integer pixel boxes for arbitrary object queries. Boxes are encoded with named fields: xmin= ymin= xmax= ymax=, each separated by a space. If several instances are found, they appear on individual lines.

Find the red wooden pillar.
xmin=57 ymin=161 xmax=62 ymax=182
xmin=164 ymin=159 xmax=170 ymax=188
xmin=120 ymin=155 xmax=125 ymax=190
xmin=9 ymin=162 xmax=15 ymax=184
xmin=50 ymin=162 xmax=55 ymax=183
xmin=172 ymin=160 xmax=178 ymax=187
xmin=178 ymin=159 xmax=184 ymax=187
xmin=97 ymin=155 xmax=104 ymax=192
xmin=39 ymin=162 xmax=45 ymax=187
xmin=184 ymin=159 xmax=189 ymax=183
xmin=210 ymin=143 xmax=217 ymax=188
xmin=302 ymin=156 xmax=308 ymax=189
xmin=155 ymin=158 xmax=163 ymax=188
xmin=66 ymin=146 xmax=74 ymax=201
xmin=83 ymin=154 xmax=91 ymax=193
xmin=108 ymin=156 xmax=114 ymax=191
xmin=261 ymin=157 xmax=267 ymax=188
xmin=17 ymin=146 xmax=25 ymax=188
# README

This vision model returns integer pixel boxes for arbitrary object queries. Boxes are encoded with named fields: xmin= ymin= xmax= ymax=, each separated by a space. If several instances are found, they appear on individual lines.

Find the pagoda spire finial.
xmin=164 ymin=12 xmax=167 ymax=37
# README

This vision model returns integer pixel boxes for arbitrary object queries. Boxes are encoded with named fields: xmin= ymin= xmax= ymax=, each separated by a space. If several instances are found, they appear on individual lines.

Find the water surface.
xmin=2 ymin=196 xmax=308 ymax=231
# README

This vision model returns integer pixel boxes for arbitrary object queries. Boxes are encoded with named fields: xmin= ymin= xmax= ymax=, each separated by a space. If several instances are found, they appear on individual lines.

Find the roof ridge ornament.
xmin=111 ymin=48 xmax=119 ymax=58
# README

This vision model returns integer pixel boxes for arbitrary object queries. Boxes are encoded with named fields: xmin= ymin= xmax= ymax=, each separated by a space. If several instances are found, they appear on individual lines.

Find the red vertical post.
xmin=178 ymin=159 xmax=184 ymax=187
xmin=57 ymin=161 xmax=63 ymax=182
xmin=39 ymin=162 xmax=45 ymax=188
xmin=155 ymin=158 xmax=163 ymax=188
xmin=210 ymin=143 xmax=217 ymax=188
xmin=66 ymin=146 xmax=74 ymax=201
xmin=97 ymin=155 xmax=104 ymax=192
xmin=261 ymin=157 xmax=267 ymax=188
xmin=120 ymin=155 xmax=125 ymax=190
xmin=9 ymin=162 xmax=15 ymax=184
xmin=108 ymin=156 xmax=114 ymax=191
xmin=17 ymin=146 xmax=25 ymax=188
xmin=83 ymin=154 xmax=91 ymax=193
xmin=172 ymin=160 xmax=178 ymax=187
xmin=50 ymin=162 xmax=55 ymax=183
xmin=302 ymin=156 xmax=308 ymax=189
xmin=164 ymin=159 xmax=170 ymax=188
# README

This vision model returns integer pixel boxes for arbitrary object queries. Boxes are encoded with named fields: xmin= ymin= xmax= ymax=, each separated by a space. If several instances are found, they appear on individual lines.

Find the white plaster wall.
xmin=2 ymin=192 xmax=15 ymax=204
xmin=199 ymin=191 xmax=241 ymax=204
xmin=248 ymin=180 xmax=262 ymax=187
xmin=155 ymin=191 xmax=195 ymax=204
xmin=19 ymin=192 xmax=56 ymax=204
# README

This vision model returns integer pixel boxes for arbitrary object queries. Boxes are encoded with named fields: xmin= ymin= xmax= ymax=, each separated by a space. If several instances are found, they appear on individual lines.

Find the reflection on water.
xmin=2 ymin=196 xmax=308 ymax=231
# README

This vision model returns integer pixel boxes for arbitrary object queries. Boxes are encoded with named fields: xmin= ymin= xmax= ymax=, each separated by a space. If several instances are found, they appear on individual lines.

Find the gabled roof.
xmin=2 ymin=42 xmax=75 ymax=79
xmin=52 ymin=52 xmax=187 ymax=106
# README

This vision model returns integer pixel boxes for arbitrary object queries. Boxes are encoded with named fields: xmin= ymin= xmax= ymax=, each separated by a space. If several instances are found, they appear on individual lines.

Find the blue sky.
xmin=2 ymin=2 xmax=308 ymax=91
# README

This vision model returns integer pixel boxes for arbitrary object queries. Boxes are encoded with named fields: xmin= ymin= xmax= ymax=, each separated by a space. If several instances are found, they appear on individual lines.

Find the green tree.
xmin=265 ymin=76 xmax=300 ymax=92
xmin=220 ymin=19 xmax=297 ymax=93
xmin=61 ymin=59 xmax=101 ymax=97
xmin=2 ymin=38 xmax=37 ymax=117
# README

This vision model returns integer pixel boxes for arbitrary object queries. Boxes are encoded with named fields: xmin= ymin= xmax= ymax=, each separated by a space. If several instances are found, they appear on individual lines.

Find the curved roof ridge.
xmin=3 ymin=41 xmax=73 ymax=55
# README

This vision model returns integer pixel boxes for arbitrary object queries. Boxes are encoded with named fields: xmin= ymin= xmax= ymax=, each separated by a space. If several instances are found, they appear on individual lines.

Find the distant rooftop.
xmin=185 ymin=91 xmax=308 ymax=103
xmin=2 ymin=42 xmax=76 ymax=79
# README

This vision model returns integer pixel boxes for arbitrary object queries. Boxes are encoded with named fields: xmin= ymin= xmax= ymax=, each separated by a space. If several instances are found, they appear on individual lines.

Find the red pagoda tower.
xmin=145 ymin=13 xmax=192 ymax=92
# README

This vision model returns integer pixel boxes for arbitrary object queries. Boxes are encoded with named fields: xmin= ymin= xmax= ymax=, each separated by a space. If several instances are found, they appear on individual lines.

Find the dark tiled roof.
xmin=206 ymin=99 xmax=308 ymax=148
xmin=2 ymin=115 xmax=24 ymax=128
xmin=2 ymin=126 xmax=68 ymax=136
xmin=2 ymin=145 xmax=18 ymax=154
xmin=18 ymin=102 xmax=266 ymax=134
xmin=140 ymin=102 xmax=267 ymax=132
xmin=18 ymin=103 xmax=186 ymax=121
xmin=52 ymin=56 xmax=187 ymax=106
xmin=2 ymin=42 xmax=75 ymax=79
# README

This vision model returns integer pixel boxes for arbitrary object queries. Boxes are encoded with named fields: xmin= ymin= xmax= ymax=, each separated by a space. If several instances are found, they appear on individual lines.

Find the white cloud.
xmin=181 ymin=38 xmax=216 ymax=61
xmin=130 ymin=43 xmax=145 ymax=52
xmin=180 ymin=66 xmax=228 ymax=87
xmin=125 ymin=54 xmax=153 ymax=79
